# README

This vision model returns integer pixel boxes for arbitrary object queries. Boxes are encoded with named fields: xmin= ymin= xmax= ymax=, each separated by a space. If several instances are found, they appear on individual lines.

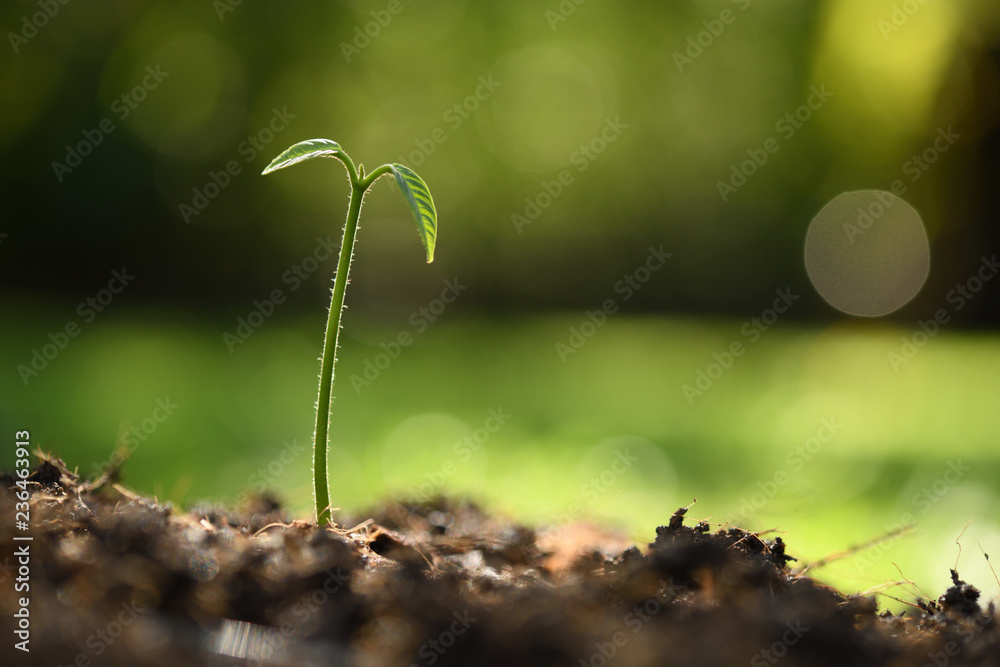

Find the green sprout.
xmin=262 ymin=138 xmax=438 ymax=525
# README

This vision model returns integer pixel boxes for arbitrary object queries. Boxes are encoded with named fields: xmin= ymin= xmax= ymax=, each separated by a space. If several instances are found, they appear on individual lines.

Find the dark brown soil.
xmin=2 ymin=458 xmax=998 ymax=666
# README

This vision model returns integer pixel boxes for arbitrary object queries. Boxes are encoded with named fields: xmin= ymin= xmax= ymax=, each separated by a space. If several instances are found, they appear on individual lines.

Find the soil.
xmin=2 ymin=457 xmax=998 ymax=667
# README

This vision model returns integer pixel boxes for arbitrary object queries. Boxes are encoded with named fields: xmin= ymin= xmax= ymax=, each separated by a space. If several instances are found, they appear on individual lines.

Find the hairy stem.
xmin=313 ymin=171 xmax=366 ymax=525
xmin=361 ymin=164 xmax=392 ymax=188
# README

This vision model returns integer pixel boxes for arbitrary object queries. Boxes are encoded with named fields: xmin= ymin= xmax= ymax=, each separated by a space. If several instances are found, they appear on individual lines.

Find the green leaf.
xmin=390 ymin=164 xmax=437 ymax=263
xmin=261 ymin=138 xmax=343 ymax=175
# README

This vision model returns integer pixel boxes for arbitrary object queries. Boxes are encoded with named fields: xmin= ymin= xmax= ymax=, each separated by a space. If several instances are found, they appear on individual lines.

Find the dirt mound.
xmin=2 ymin=458 xmax=997 ymax=666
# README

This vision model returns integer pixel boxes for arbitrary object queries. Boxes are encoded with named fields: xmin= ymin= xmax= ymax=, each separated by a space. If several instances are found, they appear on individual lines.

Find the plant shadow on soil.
xmin=2 ymin=457 xmax=998 ymax=666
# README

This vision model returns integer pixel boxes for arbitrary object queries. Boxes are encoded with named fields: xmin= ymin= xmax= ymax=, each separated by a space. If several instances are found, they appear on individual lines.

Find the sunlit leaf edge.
xmin=262 ymin=138 xmax=343 ymax=175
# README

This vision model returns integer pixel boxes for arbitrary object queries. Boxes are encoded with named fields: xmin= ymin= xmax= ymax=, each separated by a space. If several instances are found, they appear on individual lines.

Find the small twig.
xmin=252 ymin=522 xmax=291 ymax=538
xmin=979 ymin=543 xmax=1000 ymax=589
xmin=328 ymin=518 xmax=374 ymax=536
xmin=316 ymin=503 xmax=341 ymax=527
xmin=80 ymin=465 xmax=118 ymax=494
xmin=754 ymin=528 xmax=784 ymax=538
xmin=411 ymin=542 xmax=442 ymax=574
xmin=728 ymin=535 xmax=748 ymax=550
xmin=953 ymin=520 xmax=972 ymax=571
xmin=875 ymin=592 xmax=924 ymax=610
xmin=801 ymin=522 xmax=914 ymax=573
xmin=111 ymin=483 xmax=140 ymax=501
xmin=892 ymin=562 xmax=929 ymax=600
xmin=858 ymin=580 xmax=910 ymax=597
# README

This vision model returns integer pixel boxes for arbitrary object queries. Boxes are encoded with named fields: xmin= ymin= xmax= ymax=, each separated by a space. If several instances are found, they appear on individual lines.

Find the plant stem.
xmin=311 ymin=156 xmax=395 ymax=525
xmin=313 ymin=172 xmax=366 ymax=525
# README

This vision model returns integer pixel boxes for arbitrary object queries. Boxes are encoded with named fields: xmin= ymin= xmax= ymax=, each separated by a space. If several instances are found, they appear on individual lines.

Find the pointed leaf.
xmin=262 ymin=138 xmax=343 ymax=175
xmin=390 ymin=164 xmax=437 ymax=263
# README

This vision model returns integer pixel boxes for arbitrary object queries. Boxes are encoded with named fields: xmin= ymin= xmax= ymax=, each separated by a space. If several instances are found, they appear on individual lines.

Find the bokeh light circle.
xmin=804 ymin=190 xmax=930 ymax=317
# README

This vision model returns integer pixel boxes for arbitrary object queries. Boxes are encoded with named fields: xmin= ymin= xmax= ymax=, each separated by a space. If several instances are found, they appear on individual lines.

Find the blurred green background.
xmin=2 ymin=0 xmax=999 ymax=607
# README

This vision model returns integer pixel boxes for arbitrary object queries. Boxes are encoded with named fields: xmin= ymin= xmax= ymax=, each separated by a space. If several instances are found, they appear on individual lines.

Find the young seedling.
xmin=262 ymin=139 xmax=438 ymax=525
